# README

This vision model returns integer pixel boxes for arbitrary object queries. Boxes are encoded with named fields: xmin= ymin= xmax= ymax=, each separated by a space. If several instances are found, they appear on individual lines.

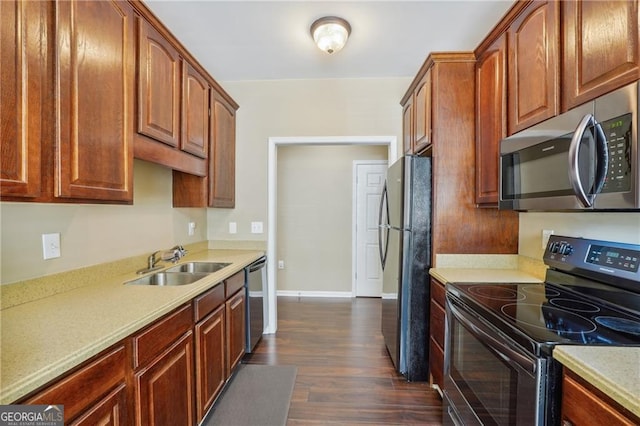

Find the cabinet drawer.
xmin=24 ymin=345 xmax=126 ymax=423
xmin=431 ymin=278 xmax=446 ymax=307
xmin=430 ymin=299 xmax=446 ymax=349
xmin=225 ymin=271 xmax=245 ymax=298
xmin=194 ymin=283 xmax=225 ymax=322
xmin=131 ymin=303 xmax=193 ymax=369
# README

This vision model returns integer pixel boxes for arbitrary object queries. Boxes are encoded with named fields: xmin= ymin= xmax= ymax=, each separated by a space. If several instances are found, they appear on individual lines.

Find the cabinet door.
xmin=195 ymin=305 xmax=226 ymax=420
xmin=507 ymin=0 xmax=559 ymax=135
xmin=181 ymin=61 xmax=209 ymax=158
xmin=225 ymin=290 xmax=246 ymax=376
xmin=70 ymin=384 xmax=127 ymax=426
xmin=402 ymin=96 xmax=414 ymax=154
xmin=56 ymin=0 xmax=134 ymax=202
xmin=429 ymin=279 xmax=446 ymax=390
xmin=476 ymin=34 xmax=507 ymax=206
xmin=562 ymin=0 xmax=640 ymax=111
xmin=137 ymin=17 xmax=181 ymax=147
xmin=414 ymin=69 xmax=432 ymax=153
xmin=209 ymin=91 xmax=236 ymax=208
xmin=0 ymin=0 xmax=45 ymax=198
xmin=135 ymin=332 xmax=195 ymax=426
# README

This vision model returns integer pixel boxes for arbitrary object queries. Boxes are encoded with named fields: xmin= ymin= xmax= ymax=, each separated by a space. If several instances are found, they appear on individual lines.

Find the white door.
xmin=354 ymin=162 xmax=387 ymax=297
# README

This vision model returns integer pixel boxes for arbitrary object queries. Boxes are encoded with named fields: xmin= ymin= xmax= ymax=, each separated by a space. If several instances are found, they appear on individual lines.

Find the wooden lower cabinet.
xmin=134 ymin=331 xmax=195 ymax=426
xmin=561 ymin=369 xmax=640 ymax=426
xmin=70 ymin=384 xmax=127 ymax=426
xmin=17 ymin=280 xmax=249 ymax=426
xmin=429 ymin=278 xmax=446 ymax=391
xmin=226 ymin=289 xmax=246 ymax=376
xmin=23 ymin=345 xmax=127 ymax=424
xmin=195 ymin=305 xmax=226 ymax=419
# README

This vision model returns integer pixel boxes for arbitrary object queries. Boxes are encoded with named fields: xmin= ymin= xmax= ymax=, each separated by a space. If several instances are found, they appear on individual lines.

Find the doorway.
xmin=265 ymin=136 xmax=398 ymax=333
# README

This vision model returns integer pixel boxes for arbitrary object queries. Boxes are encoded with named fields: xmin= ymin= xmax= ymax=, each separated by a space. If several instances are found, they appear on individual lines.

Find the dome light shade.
xmin=310 ymin=16 xmax=351 ymax=54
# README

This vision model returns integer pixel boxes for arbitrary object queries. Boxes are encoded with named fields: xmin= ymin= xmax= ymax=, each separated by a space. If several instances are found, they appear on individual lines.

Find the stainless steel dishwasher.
xmin=245 ymin=256 xmax=266 ymax=353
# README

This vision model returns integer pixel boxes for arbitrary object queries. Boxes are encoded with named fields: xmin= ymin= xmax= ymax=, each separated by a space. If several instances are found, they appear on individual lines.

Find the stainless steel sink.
xmin=125 ymin=272 xmax=209 ymax=286
xmin=165 ymin=262 xmax=231 ymax=274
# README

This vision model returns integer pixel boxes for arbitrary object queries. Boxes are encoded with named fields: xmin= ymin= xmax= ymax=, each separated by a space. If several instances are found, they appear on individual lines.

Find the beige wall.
xmin=519 ymin=212 xmax=640 ymax=260
xmin=0 ymin=160 xmax=207 ymax=284
xmin=207 ymin=77 xmax=409 ymax=293
xmin=277 ymin=145 xmax=388 ymax=293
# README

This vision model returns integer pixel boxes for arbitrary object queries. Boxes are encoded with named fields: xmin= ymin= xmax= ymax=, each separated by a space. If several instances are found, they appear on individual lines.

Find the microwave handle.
xmin=568 ymin=114 xmax=607 ymax=207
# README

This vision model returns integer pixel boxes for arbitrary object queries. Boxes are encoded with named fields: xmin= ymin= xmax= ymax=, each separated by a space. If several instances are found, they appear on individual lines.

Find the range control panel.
xmin=587 ymin=244 xmax=639 ymax=273
xmin=544 ymin=235 xmax=640 ymax=287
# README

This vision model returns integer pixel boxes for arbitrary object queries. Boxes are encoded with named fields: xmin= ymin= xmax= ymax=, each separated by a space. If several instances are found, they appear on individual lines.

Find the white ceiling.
xmin=144 ymin=0 xmax=514 ymax=82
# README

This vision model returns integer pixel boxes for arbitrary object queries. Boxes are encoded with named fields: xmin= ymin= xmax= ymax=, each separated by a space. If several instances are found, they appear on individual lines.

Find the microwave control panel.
xmin=601 ymin=113 xmax=632 ymax=193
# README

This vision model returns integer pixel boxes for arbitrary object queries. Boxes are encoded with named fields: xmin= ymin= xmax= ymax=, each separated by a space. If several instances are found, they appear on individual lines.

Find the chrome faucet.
xmin=137 ymin=245 xmax=188 ymax=274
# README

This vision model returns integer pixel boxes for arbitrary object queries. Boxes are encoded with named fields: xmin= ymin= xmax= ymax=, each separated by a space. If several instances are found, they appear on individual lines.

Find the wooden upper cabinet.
xmin=210 ymin=91 xmax=236 ymax=208
xmin=181 ymin=61 xmax=209 ymax=159
xmin=401 ymin=68 xmax=431 ymax=154
xmin=562 ymin=0 xmax=640 ymax=111
xmin=402 ymin=96 xmax=414 ymax=154
xmin=0 ymin=0 xmax=46 ymax=199
xmin=137 ymin=17 xmax=181 ymax=148
xmin=476 ymin=33 xmax=507 ymax=206
xmin=414 ymin=69 xmax=432 ymax=153
xmin=55 ymin=0 xmax=134 ymax=202
xmin=507 ymin=0 xmax=559 ymax=135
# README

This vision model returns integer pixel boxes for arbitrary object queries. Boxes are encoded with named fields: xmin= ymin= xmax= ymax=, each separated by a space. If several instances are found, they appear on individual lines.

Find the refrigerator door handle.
xmin=378 ymin=182 xmax=390 ymax=269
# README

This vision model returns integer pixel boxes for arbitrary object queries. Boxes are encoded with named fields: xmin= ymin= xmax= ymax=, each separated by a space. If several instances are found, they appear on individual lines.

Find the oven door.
xmin=443 ymin=294 xmax=546 ymax=426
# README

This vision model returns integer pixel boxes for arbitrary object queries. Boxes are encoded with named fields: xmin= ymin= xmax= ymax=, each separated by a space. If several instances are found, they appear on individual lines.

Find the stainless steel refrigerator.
xmin=378 ymin=155 xmax=431 ymax=381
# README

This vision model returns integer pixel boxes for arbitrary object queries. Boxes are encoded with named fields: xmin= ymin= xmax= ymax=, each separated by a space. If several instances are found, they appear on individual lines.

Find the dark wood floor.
xmin=243 ymin=297 xmax=443 ymax=425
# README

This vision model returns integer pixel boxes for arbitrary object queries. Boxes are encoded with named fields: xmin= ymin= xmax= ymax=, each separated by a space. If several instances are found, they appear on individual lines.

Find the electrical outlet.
xmin=188 ymin=222 xmax=196 ymax=236
xmin=229 ymin=222 xmax=237 ymax=234
xmin=251 ymin=221 xmax=263 ymax=234
xmin=542 ymin=229 xmax=554 ymax=249
xmin=278 ymin=260 xmax=285 ymax=269
xmin=42 ymin=233 xmax=61 ymax=260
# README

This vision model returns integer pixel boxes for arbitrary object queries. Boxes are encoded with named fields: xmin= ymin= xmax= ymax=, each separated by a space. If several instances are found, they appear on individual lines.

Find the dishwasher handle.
xmin=248 ymin=256 xmax=267 ymax=272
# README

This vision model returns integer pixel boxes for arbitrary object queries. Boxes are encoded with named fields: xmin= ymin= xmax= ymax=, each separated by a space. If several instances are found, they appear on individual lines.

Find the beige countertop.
xmin=429 ymin=267 xmax=542 ymax=284
xmin=0 ymin=249 xmax=264 ymax=404
xmin=554 ymin=346 xmax=640 ymax=418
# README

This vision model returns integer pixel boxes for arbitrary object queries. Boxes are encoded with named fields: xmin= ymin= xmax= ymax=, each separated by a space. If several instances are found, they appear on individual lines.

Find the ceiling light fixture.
xmin=310 ymin=16 xmax=351 ymax=54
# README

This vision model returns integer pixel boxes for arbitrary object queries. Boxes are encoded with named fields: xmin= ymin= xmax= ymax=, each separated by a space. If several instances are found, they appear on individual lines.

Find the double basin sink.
xmin=125 ymin=262 xmax=231 ymax=286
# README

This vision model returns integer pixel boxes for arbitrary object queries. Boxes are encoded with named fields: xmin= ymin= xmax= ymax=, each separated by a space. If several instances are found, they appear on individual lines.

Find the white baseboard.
xmin=276 ymin=290 xmax=353 ymax=298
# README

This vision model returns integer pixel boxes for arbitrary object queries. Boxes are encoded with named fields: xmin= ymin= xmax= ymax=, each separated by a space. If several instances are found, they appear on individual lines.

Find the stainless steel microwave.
xmin=499 ymin=81 xmax=639 ymax=211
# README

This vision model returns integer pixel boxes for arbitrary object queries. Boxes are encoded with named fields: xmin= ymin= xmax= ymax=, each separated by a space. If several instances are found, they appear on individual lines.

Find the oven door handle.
xmin=448 ymin=296 xmax=537 ymax=375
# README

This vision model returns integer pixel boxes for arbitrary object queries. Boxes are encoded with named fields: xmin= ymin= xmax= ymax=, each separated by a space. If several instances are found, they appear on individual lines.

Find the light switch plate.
xmin=42 ymin=233 xmax=61 ymax=260
xmin=229 ymin=222 xmax=237 ymax=234
xmin=251 ymin=221 xmax=263 ymax=234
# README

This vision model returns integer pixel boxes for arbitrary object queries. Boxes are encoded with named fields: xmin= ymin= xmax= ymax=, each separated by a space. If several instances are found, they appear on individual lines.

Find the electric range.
xmin=443 ymin=235 xmax=640 ymax=425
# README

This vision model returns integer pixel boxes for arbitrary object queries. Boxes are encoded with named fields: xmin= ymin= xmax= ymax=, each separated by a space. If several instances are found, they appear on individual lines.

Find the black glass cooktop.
xmin=447 ymin=279 xmax=640 ymax=356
